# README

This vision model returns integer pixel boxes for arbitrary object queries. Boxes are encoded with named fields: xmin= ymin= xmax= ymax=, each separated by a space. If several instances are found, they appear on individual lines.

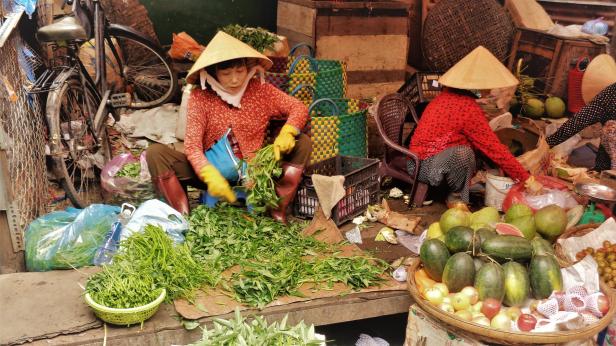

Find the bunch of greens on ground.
xmin=86 ymin=261 xmax=160 ymax=308
xmin=244 ymin=145 xmax=282 ymax=214
xmin=186 ymin=205 xmax=388 ymax=308
xmin=115 ymin=162 xmax=141 ymax=178
xmin=187 ymin=309 xmax=323 ymax=346
xmin=220 ymin=24 xmax=279 ymax=53
xmin=86 ymin=224 xmax=216 ymax=307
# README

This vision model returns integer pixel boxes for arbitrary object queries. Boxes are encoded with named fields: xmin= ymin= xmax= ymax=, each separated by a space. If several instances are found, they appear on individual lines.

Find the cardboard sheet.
xmin=174 ymin=209 xmax=406 ymax=320
xmin=0 ymin=267 xmax=101 ymax=345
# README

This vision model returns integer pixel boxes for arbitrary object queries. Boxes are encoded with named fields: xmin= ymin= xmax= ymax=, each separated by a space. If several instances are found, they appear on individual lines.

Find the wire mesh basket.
xmin=293 ymin=156 xmax=380 ymax=225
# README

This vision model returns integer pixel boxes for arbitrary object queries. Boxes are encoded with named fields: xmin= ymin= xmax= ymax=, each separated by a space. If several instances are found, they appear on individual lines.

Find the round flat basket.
xmin=407 ymin=259 xmax=616 ymax=345
xmin=554 ymin=223 xmax=602 ymax=266
xmin=85 ymin=288 xmax=166 ymax=326
xmin=422 ymin=0 xmax=514 ymax=71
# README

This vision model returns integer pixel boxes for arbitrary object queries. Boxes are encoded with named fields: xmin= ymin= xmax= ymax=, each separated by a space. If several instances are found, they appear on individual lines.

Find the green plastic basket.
xmin=84 ymin=288 xmax=166 ymax=326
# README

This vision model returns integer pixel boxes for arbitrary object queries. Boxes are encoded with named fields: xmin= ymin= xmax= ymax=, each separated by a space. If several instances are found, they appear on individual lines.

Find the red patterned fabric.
xmin=184 ymin=79 xmax=309 ymax=174
xmin=409 ymin=90 xmax=530 ymax=182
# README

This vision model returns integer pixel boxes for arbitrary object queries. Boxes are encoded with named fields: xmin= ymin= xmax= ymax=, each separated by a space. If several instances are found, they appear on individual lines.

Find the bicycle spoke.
xmin=109 ymin=31 xmax=177 ymax=108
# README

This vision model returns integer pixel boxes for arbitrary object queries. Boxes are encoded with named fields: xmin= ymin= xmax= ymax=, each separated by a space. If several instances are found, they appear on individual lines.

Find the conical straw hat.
xmin=438 ymin=46 xmax=519 ymax=90
xmin=186 ymin=31 xmax=273 ymax=84
xmin=582 ymin=54 xmax=616 ymax=103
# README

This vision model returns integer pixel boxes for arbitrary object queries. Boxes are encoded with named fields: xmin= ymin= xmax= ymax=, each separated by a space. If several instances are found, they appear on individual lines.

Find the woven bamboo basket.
xmin=407 ymin=258 xmax=616 ymax=345
xmin=554 ymin=223 xmax=603 ymax=266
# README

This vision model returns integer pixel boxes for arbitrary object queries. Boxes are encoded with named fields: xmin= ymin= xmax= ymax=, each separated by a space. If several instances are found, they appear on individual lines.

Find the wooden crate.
xmin=507 ymin=27 xmax=606 ymax=99
xmin=277 ymin=0 xmax=410 ymax=99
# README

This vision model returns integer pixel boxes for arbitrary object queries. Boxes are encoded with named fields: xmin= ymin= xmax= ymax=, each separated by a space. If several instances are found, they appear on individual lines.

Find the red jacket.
xmin=184 ymin=80 xmax=308 ymax=174
xmin=409 ymin=90 xmax=529 ymax=182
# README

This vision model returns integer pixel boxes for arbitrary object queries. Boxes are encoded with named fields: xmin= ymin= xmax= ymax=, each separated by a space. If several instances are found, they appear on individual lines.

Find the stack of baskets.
xmin=266 ymin=43 xmax=368 ymax=166
xmin=307 ymin=98 xmax=368 ymax=165
xmin=265 ymin=44 xmax=347 ymax=106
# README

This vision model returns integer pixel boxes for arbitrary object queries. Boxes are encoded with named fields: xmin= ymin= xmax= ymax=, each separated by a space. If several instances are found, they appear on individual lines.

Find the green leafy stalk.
xmin=116 ymin=162 xmax=141 ymax=178
xmin=245 ymin=145 xmax=282 ymax=214
xmin=86 ymin=262 xmax=161 ymax=308
xmin=187 ymin=308 xmax=323 ymax=346
xmin=86 ymin=224 xmax=217 ymax=306
xmin=186 ymin=205 xmax=389 ymax=308
xmin=220 ymin=24 xmax=280 ymax=53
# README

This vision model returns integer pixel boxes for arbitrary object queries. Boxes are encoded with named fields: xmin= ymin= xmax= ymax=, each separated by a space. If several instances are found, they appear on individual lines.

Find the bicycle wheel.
xmin=107 ymin=26 xmax=178 ymax=109
xmin=46 ymin=72 xmax=111 ymax=208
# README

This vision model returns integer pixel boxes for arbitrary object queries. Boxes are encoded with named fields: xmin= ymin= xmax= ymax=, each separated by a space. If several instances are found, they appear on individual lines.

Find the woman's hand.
xmin=199 ymin=164 xmax=237 ymax=202
xmin=524 ymin=176 xmax=543 ymax=195
xmin=273 ymin=125 xmax=299 ymax=161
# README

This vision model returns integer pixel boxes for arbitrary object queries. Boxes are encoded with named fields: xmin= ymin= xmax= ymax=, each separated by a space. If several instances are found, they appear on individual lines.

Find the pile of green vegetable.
xmin=86 ymin=224 xmax=216 ymax=307
xmin=85 ymin=204 xmax=388 ymax=309
xmin=187 ymin=205 xmax=388 ymax=308
xmin=220 ymin=24 xmax=279 ymax=53
xmin=187 ymin=309 xmax=323 ymax=346
xmin=244 ymin=145 xmax=282 ymax=214
xmin=115 ymin=162 xmax=141 ymax=178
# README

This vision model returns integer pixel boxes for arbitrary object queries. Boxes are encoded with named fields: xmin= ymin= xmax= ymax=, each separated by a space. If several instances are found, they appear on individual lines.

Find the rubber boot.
xmin=270 ymin=162 xmax=304 ymax=224
xmin=152 ymin=171 xmax=190 ymax=215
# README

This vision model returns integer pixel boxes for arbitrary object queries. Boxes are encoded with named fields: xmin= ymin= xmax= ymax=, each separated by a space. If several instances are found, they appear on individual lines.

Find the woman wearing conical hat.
xmin=547 ymin=54 xmax=616 ymax=171
xmin=146 ymin=32 xmax=311 ymax=222
xmin=407 ymin=46 xmax=538 ymax=206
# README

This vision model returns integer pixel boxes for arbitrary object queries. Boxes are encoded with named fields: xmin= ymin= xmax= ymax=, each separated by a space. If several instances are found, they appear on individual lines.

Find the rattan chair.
xmin=375 ymin=93 xmax=428 ymax=207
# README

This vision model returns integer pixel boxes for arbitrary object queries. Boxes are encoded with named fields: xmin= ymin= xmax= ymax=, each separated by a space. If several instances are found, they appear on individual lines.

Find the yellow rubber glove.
xmin=524 ymin=175 xmax=543 ymax=196
xmin=199 ymin=165 xmax=237 ymax=203
xmin=273 ymin=124 xmax=299 ymax=161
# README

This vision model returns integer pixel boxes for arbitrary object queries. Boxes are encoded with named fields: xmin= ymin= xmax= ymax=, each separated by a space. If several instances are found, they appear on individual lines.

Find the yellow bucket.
xmin=485 ymin=173 xmax=515 ymax=211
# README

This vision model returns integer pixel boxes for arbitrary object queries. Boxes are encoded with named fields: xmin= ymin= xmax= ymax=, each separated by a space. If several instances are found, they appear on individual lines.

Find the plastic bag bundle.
xmin=585 ymin=292 xmax=607 ymax=317
xmin=101 ymin=152 xmax=155 ymax=206
xmin=168 ymin=32 xmax=205 ymax=61
xmin=355 ymin=334 xmax=389 ymax=346
xmin=121 ymin=199 xmax=187 ymax=244
xmin=538 ymin=298 xmax=560 ymax=317
xmin=25 ymin=204 xmax=120 ymax=271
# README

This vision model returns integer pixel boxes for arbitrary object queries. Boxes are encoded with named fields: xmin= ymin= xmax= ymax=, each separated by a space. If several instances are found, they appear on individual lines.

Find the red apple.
xmin=597 ymin=294 xmax=610 ymax=316
xmin=517 ymin=314 xmax=537 ymax=332
xmin=481 ymin=298 xmax=502 ymax=320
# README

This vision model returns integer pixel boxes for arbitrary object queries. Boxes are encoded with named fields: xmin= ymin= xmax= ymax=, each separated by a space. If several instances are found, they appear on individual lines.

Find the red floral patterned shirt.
xmin=184 ymin=80 xmax=309 ymax=174
xmin=409 ymin=90 xmax=530 ymax=182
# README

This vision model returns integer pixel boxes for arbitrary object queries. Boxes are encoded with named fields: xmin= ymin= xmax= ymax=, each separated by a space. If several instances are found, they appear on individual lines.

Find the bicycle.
xmin=28 ymin=0 xmax=178 ymax=208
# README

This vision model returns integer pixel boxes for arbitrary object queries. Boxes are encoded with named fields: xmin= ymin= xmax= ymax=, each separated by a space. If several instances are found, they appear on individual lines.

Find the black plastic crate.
xmin=398 ymin=71 xmax=443 ymax=106
xmin=293 ymin=156 xmax=380 ymax=225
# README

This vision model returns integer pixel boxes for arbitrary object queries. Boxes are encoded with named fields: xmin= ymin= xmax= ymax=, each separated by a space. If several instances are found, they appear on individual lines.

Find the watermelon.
xmin=442 ymin=253 xmax=475 ymax=293
xmin=475 ymin=262 xmax=505 ymax=302
xmin=420 ymin=239 xmax=451 ymax=281
xmin=481 ymin=235 xmax=533 ymax=262
xmin=495 ymin=223 xmax=524 ymax=237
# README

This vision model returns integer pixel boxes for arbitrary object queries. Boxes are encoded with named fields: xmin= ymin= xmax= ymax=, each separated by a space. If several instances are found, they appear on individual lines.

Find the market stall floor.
xmin=0 ymin=200 xmax=445 ymax=345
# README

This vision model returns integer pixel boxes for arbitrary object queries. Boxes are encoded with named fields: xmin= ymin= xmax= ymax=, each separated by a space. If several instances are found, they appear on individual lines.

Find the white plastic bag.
xmin=524 ymin=188 xmax=579 ymax=210
xmin=122 ymin=199 xmax=187 ymax=243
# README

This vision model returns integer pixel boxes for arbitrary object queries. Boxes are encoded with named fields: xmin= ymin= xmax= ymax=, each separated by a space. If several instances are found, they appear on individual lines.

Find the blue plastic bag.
xmin=25 ymin=204 xmax=120 ymax=271
xmin=205 ymin=128 xmax=246 ymax=183
xmin=14 ymin=0 xmax=37 ymax=19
